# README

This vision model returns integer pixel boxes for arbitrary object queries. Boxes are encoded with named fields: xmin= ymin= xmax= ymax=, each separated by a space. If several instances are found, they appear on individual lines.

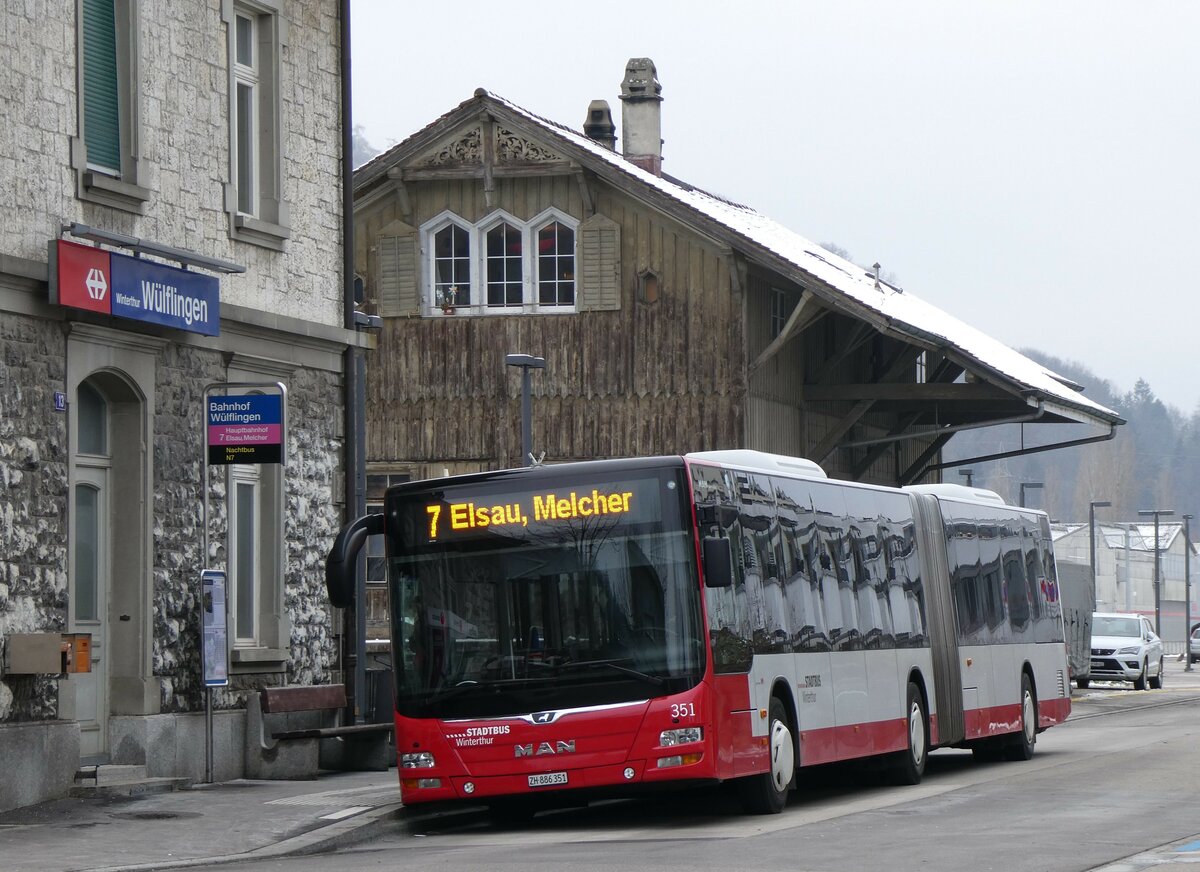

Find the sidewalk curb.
xmin=79 ymin=801 xmax=405 ymax=872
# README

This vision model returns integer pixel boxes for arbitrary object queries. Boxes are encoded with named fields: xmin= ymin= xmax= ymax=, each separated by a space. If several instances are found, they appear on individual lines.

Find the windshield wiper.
xmin=553 ymin=659 xmax=665 ymax=686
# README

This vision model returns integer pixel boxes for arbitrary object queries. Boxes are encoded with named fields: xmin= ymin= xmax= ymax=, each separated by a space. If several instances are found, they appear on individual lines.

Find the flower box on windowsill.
xmin=441 ymin=305 xmax=456 ymax=315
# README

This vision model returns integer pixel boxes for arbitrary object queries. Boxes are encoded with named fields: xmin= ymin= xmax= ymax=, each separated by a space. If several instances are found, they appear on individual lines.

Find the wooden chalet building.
xmin=351 ymin=58 xmax=1121 ymax=494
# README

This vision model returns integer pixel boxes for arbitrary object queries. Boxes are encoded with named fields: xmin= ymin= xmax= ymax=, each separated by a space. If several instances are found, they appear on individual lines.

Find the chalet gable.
xmin=410 ymin=123 xmax=568 ymax=170
xmin=352 ymin=65 xmax=1122 ymax=485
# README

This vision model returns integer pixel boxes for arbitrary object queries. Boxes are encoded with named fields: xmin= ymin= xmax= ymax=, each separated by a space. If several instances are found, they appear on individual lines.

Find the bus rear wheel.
xmin=890 ymin=681 xmax=928 ymax=785
xmin=1002 ymin=673 xmax=1037 ymax=761
xmin=738 ymin=696 xmax=793 ymax=815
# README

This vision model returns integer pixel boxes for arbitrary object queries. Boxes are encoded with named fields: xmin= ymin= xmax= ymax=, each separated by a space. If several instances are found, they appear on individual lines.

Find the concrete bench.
xmin=245 ymin=684 xmax=393 ymax=779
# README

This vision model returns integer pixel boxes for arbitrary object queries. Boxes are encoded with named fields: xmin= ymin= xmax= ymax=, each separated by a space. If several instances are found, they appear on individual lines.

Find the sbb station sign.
xmin=52 ymin=239 xmax=220 ymax=336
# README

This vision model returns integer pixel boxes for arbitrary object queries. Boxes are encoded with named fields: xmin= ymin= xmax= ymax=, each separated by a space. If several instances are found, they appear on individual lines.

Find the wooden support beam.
xmin=482 ymin=116 xmax=495 ymax=209
xmin=384 ymin=169 xmax=414 ymax=225
xmin=849 ymin=360 xmax=966 ymax=480
xmin=810 ymin=346 xmax=922 ymax=463
xmin=800 ymin=381 xmax=1013 ymax=403
xmin=807 ymin=321 xmax=875 ymax=386
xmin=811 ymin=399 xmax=875 ymax=464
xmin=747 ymin=292 xmax=824 ymax=377
xmin=574 ymin=169 xmax=594 ymax=217
xmin=900 ymin=432 xmax=955 ymax=486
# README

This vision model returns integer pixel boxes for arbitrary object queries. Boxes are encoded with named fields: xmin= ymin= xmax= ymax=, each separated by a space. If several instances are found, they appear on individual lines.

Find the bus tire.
xmin=738 ymin=696 xmax=793 ymax=815
xmin=891 ymin=681 xmax=928 ymax=785
xmin=1003 ymin=673 xmax=1037 ymax=761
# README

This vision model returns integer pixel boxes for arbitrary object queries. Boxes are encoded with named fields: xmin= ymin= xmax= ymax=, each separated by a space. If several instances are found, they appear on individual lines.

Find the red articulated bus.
xmin=326 ymin=450 xmax=1070 ymax=815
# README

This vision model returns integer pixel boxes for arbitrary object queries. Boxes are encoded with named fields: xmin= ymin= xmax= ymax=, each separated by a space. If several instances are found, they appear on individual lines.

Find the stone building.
xmin=0 ymin=2 xmax=364 ymax=811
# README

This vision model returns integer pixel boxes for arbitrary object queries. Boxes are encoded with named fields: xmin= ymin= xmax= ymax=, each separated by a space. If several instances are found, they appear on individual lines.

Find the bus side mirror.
xmin=702 ymin=536 xmax=733 ymax=588
xmin=325 ymin=513 xmax=384 ymax=608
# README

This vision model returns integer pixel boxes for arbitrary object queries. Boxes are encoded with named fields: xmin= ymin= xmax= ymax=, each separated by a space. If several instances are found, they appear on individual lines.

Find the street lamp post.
xmin=1185 ymin=513 xmax=1194 ymax=672
xmin=505 ymin=353 xmax=546 ymax=467
xmin=1019 ymin=481 xmax=1043 ymax=508
xmin=1089 ymin=500 xmax=1111 ymax=606
xmin=958 ymin=468 xmax=974 ymax=487
xmin=1138 ymin=508 xmax=1174 ymax=636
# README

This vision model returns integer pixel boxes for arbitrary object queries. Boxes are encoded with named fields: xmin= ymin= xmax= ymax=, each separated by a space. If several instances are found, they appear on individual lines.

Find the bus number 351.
xmin=671 ymin=703 xmax=695 ymax=719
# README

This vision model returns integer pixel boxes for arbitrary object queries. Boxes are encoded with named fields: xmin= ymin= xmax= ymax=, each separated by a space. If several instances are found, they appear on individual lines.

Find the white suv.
xmin=1087 ymin=612 xmax=1164 ymax=690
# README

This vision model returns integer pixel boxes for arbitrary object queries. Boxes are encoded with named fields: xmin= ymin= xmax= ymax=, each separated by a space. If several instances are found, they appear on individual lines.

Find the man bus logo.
xmin=515 ymin=740 xmax=576 ymax=757
xmin=85 ymin=267 xmax=108 ymax=301
xmin=531 ymin=711 xmax=554 ymax=724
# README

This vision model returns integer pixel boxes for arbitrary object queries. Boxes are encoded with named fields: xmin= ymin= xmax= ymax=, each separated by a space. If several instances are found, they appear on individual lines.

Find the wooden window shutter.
xmin=577 ymin=214 xmax=621 ymax=311
xmin=82 ymin=0 xmax=122 ymax=173
xmin=376 ymin=226 xmax=419 ymax=316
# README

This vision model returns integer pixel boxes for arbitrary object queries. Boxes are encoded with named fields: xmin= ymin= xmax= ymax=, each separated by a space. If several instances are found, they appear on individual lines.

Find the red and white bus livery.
xmin=326 ymin=450 xmax=1070 ymax=814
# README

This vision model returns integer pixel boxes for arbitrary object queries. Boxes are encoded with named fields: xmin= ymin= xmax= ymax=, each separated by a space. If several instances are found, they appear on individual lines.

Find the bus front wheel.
xmin=738 ymin=696 xmax=793 ymax=815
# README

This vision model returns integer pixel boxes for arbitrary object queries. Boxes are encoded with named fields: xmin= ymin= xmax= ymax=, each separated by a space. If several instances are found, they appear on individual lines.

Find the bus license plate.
xmin=528 ymin=772 xmax=567 ymax=788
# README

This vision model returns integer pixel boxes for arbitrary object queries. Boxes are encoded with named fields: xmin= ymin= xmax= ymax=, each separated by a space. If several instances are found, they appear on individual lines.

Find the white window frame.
xmin=530 ymin=208 xmax=578 ymax=312
xmin=478 ymin=210 xmax=527 ymax=312
xmin=232 ymin=10 xmax=260 ymax=218
xmin=229 ymin=464 xmax=262 ymax=646
xmin=422 ymin=211 xmax=475 ymax=313
xmin=420 ymin=209 xmax=578 ymax=317
xmin=223 ymin=0 xmax=290 ymax=250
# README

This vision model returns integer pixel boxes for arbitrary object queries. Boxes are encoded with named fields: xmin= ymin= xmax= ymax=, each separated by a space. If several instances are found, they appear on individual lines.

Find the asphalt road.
xmin=207 ymin=659 xmax=1200 ymax=872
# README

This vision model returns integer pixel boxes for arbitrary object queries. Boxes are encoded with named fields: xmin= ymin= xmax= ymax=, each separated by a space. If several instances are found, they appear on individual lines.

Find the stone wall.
xmin=152 ymin=345 xmax=229 ymax=714
xmin=281 ymin=365 xmax=344 ymax=686
xmin=0 ymin=314 xmax=67 ymax=722
xmin=150 ymin=347 xmax=345 ymax=713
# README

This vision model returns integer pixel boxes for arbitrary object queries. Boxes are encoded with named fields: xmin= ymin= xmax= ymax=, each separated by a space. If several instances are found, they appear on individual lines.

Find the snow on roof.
xmin=362 ymin=91 xmax=1121 ymax=425
xmin=1099 ymin=523 xmax=1183 ymax=551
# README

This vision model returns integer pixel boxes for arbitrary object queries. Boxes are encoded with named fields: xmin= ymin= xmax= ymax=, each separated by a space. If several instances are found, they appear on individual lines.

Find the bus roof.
xmin=904 ymin=483 xmax=1008 ymax=505
xmin=685 ymin=450 xmax=827 ymax=479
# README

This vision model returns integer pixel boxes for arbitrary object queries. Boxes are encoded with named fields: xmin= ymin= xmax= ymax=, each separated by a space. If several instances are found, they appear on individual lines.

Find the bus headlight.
xmin=660 ymin=727 xmax=703 ymax=746
xmin=401 ymin=751 xmax=436 ymax=769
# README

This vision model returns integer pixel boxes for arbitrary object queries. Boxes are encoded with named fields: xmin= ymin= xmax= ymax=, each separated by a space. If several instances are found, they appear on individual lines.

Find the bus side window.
xmin=811 ymin=481 xmax=857 ymax=651
xmin=975 ymin=506 xmax=1008 ymax=642
xmin=949 ymin=508 xmax=984 ymax=644
xmin=1036 ymin=516 xmax=1064 ymax=643
xmin=773 ymin=476 xmax=828 ymax=653
xmin=736 ymin=471 xmax=784 ymax=654
xmin=1003 ymin=513 xmax=1031 ymax=639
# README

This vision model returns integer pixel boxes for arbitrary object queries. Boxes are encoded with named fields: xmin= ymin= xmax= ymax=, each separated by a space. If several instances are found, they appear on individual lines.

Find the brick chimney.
xmin=619 ymin=58 xmax=662 ymax=176
xmin=583 ymin=100 xmax=617 ymax=151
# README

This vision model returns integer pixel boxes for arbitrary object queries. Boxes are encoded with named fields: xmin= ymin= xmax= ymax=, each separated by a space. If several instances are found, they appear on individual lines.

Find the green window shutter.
xmin=577 ymin=214 xmax=621 ymax=311
xmin=82 ymin=0 xmax=122 ymax=173
xmin=377 ymin=227 xmax=420 ymax=316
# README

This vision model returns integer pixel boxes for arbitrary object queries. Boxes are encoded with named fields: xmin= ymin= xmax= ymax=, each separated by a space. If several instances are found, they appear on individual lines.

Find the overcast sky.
xmin=351 ymin=1 xmax=1200 ymax=413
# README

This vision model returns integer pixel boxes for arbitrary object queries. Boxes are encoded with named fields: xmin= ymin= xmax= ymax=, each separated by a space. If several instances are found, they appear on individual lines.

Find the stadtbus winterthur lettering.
xmin=425 ymin=489 xmax=634 ymax=540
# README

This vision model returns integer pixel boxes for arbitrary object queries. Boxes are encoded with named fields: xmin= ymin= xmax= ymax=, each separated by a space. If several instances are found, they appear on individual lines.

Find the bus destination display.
xmin=420 ymin=477 xmax=664 ymax=542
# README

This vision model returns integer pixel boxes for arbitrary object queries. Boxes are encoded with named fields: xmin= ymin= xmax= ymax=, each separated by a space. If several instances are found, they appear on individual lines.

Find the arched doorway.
xmin=70 ymin=370 xmax=147 ymax=761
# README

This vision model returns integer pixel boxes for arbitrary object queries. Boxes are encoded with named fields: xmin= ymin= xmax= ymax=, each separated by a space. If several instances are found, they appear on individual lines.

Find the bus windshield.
xmin=385 ymin=464 xmax=705 ymax=720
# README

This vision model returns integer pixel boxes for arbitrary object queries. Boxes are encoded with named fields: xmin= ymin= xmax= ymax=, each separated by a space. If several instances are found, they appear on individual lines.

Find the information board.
xmin=201 ymin=569 xmax=229 ymax=688
xmin=206 ymin=394 xmax=283 ymax=465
